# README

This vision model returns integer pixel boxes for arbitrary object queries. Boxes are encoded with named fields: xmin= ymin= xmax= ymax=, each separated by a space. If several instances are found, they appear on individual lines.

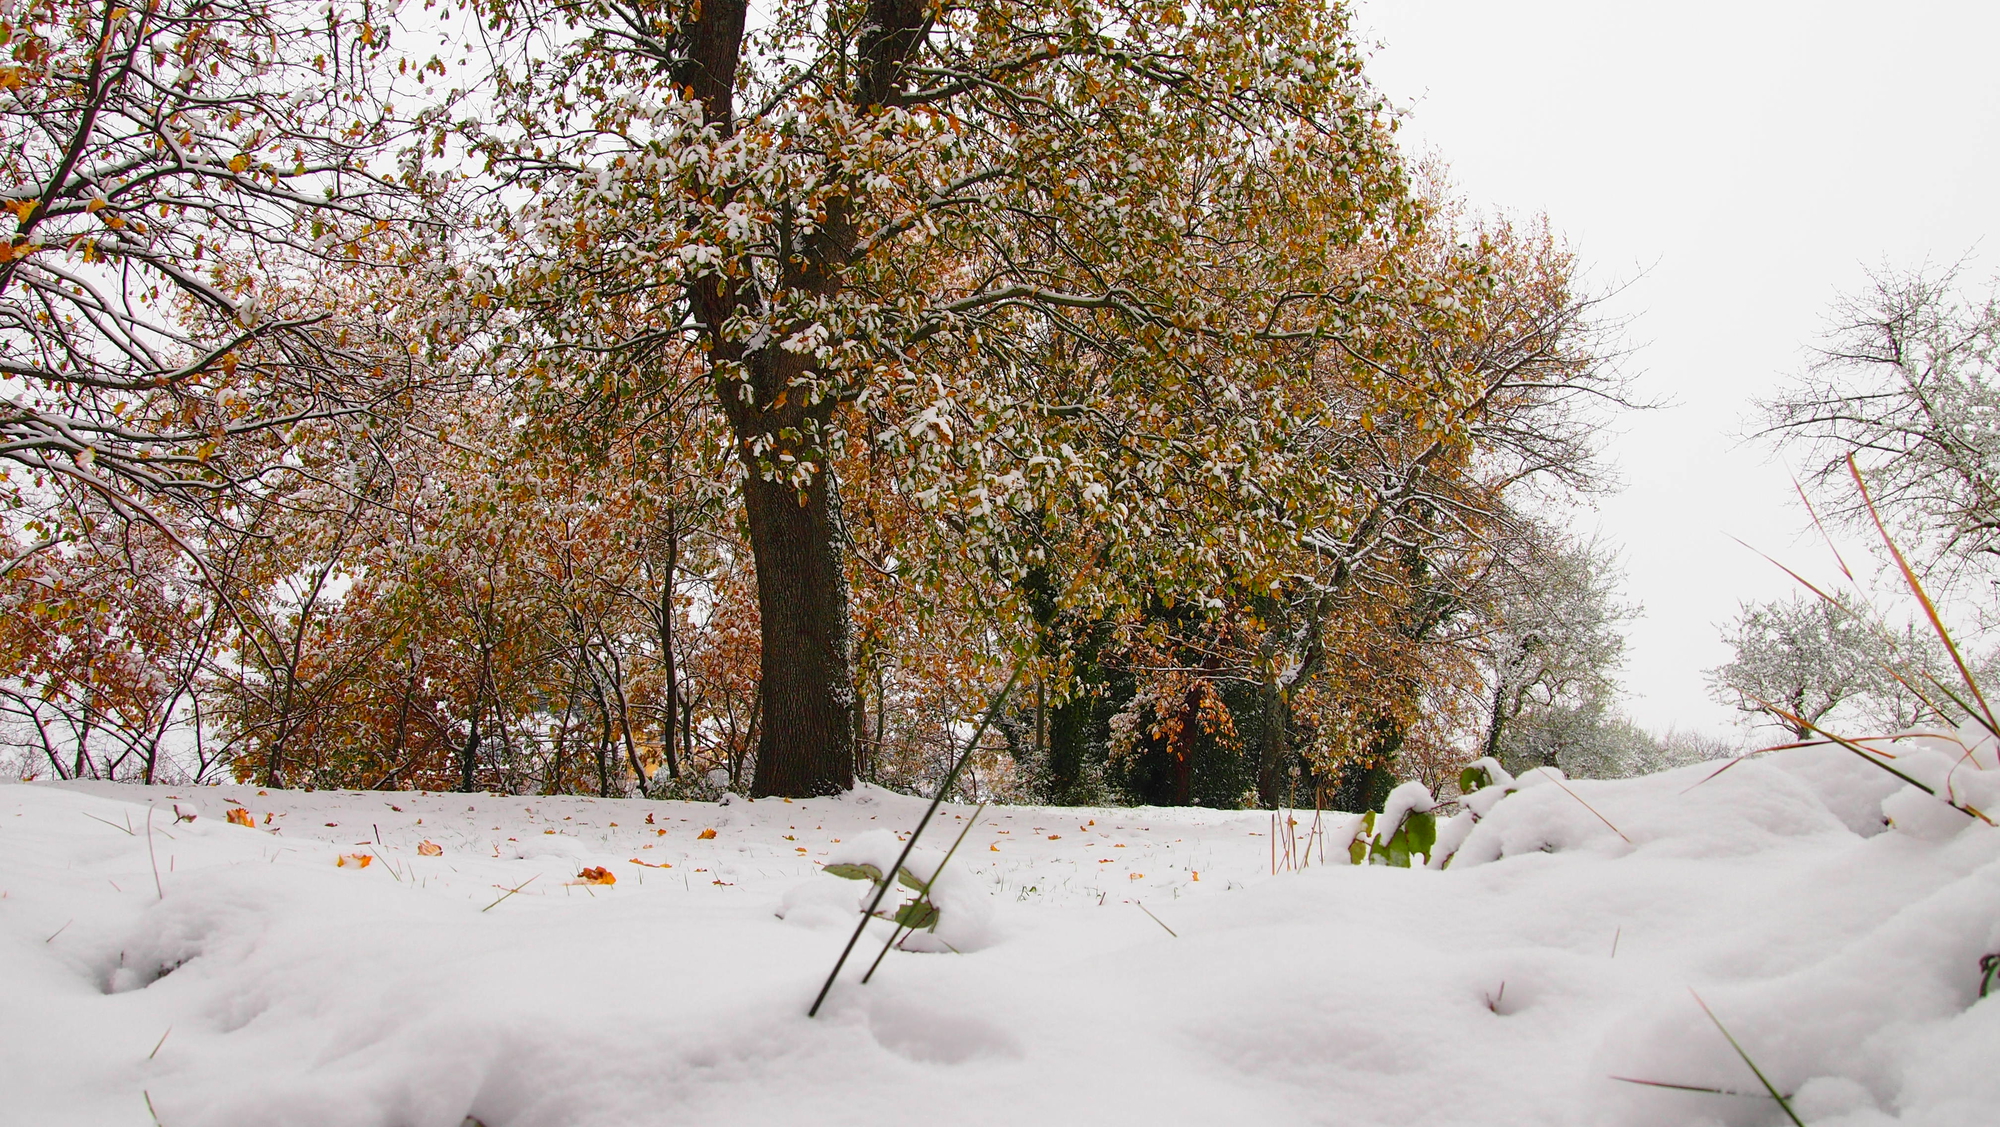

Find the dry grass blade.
xmin=1758 ymin=697 xmax=1992 ymax=824
xmin=146 ymin=805 xmax=163 ymax=901
xmin=1727 ymin=534 xmax=1864 ymax=617
xmin=1795 ymin=475 xmax=1857 ymax=583
xmin=1690 ymin=991 xmax=1806 ymax=1127
xmin=1847 ymin=453 xmax=2000 ymax=738
xmin=1135 ymin=901 xmax=1178 ymax=937
xmin=479 ymin=873 xmax=539 ymax=912
xmin=1680 ymin=737 xmax=1844 ymax=795
xmin=1609 ymin=1075 xmax=1784 ymax=1099
xmin=81 ymin=811 xmax=136 ymax=835
xmin=1546 ymin=775 xmax=1632 ymax=843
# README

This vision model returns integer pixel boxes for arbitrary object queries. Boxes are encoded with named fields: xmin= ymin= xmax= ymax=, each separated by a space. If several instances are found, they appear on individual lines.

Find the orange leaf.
xmin=336 ymin=853 xmax=372 ymax=868
xmin=577 ymin=866 xmax=616 ymax=885
xmin=224 ymin=807 xmax=253 ymax=827
xmin=627 ymin=858 xmax=671 ymax=868
xmin=697 ymin=828 xmax=716 ymax=840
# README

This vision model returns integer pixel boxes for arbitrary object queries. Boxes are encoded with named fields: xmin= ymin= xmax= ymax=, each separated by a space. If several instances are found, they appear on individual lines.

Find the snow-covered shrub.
xmin=813 ymin=829 xmax=995 ymax=952
xmin=1344 ymin=780 xmax=1441 ymax=868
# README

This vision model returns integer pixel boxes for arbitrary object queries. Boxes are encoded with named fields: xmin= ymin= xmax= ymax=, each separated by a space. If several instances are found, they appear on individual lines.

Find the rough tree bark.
xmin=671 ymin=0 xmax=932 ymax=796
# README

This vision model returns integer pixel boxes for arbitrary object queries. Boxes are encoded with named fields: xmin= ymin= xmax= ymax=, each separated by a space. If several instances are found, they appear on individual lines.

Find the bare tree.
xmin=1762 ymin=262 xmax=2000 ymax=587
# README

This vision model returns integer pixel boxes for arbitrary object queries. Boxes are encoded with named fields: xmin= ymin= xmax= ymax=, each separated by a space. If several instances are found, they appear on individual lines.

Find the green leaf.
xmin=1403 ymin=811 xmax=1437 ymax=858
xmin=823 ymin=863 xmax=882 ymax=882
xmin=896 ymin=866 xmax=926 ymax=891
xmin=1381 ymin=836 xmax=1411 ymax=868
xmin=1459 ymin=765 xmax=1487 ymax=794
xmin=892 ymin=900 xmax=940 ymax=930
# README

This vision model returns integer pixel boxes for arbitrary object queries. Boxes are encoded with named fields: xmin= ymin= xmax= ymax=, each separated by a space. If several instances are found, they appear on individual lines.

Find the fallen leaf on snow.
xmin=577 ymin=866 xmax=616 ymax=885
xmin=417 ymin=841 xmax=443 ymax=856
xmin=336 ymin=853 xmax=372 ymax=868
xmin=225 ymin=808 xmax=254 ymax=827
xmin=697 ymin=828 xmax=716 ymax=840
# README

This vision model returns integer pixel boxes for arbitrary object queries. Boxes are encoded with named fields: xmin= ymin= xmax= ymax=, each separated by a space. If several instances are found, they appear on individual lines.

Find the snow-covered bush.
xmin=810 ymin=829 xmax=995 ymax=952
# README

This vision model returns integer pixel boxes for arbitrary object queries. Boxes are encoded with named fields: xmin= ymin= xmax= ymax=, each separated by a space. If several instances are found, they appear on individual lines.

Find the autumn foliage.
xmin=1 ymin=0 xmax=1621 ymax=807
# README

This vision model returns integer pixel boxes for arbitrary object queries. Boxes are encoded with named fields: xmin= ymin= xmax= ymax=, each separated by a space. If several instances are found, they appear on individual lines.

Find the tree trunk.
xmin=1483 ymin=678 xmax=1508 ymax=762
xmin=743 ymin=470 xmax=857 ymax=796
xmin=658 ymin=531 xmax=681 ymax=782
xmin=1170 ymin=681 xmax=1201 ymax=806
xmin=460 ymin=702 xmax=481 ymax=793
xmin=1255 ymin=674 xmax=1290 ymax=808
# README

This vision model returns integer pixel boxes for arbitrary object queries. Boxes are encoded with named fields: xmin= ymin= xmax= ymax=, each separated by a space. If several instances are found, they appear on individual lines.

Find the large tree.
xmin=479 ymin=0 xmax=1415 ymax=795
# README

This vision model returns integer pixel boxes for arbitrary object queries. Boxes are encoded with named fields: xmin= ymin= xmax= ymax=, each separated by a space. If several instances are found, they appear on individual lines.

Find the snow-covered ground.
xmin=4 ymin=749 xmax=1997 ymax=1126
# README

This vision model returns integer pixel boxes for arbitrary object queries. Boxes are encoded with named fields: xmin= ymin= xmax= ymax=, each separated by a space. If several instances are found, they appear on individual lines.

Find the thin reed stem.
xmin=807 ymin=660 xmax=1025 ymax=1018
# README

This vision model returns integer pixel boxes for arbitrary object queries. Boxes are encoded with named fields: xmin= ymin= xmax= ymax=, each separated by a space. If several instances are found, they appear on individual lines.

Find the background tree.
xmin=478 ymin=0 xmax=1416 ymax=796
xmin=1705 ymin=595 xmax=1880 ymax=739
xmin=1479 ymin=528 xmax=1636 ymax=772
xmin=1762 ymin=262 xmax=2000 ymax=590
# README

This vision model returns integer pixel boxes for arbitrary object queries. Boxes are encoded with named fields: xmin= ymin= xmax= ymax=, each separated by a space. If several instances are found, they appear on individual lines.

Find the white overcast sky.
xmin=1352 ymin=1 xmax=2000 ymax=736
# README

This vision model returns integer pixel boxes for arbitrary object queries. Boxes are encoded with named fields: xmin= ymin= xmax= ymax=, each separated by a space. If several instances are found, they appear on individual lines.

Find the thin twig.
xmin=148 ymin=1026 xmax=172 ymax=1060
xmin=808 ymin=660 xmax=1025 ymax=1017
xmin=44 ymin=919 xmax=73 ymax=943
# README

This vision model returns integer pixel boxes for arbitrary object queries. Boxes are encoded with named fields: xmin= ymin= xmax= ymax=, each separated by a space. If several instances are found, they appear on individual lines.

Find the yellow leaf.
xmin=228 ymin=154 xmax=250 ymax=173
xmin=576 ymin=866 xmax=616 ymax=885
xmin=696 ymin=827 xmax=716 ymax=840
xmin=225 ymin=807 xmax=253 ymax=827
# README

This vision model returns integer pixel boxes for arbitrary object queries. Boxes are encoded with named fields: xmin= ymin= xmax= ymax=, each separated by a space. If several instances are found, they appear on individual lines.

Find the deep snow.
xmin=3 ymin=748 xmax=1997 ymax=1126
